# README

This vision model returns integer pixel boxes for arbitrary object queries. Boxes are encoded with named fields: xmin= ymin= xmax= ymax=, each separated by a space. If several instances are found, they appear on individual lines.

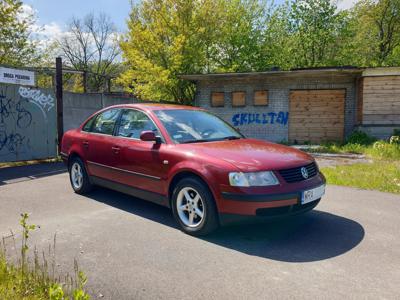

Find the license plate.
xmin=301 ymin=185 xmax=325 ymax=205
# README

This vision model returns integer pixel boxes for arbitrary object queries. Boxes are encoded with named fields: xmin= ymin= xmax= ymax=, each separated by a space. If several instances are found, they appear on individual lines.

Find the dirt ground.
xmin=313 ymin=153 xmax=371 ymax=168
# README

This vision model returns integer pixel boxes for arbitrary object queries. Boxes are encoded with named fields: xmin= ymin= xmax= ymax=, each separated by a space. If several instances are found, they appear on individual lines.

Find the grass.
xmin=311 ymin=131 xmax=400 ymax=194
xmin=321 ymin=161 xmax=400 ymax=194
xmin=308 ymin=142 xmax=400 ymax=160
xmin=0 ymin=213 xmax=90 ymax=300
xmin=0 ymin=158 xmax=61 ymax=169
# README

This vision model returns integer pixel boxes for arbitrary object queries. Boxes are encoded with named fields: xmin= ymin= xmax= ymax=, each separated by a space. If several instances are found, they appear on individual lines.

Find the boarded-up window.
xmin=211 ymin=92 xmax=224 ymax=107
xmin=362 ymin=76 xmax=400 ymax=125
xmin=254 ymin=90 xmax=268 ymax=106
xmin=232 ymin=92 xmax=246 ymax=107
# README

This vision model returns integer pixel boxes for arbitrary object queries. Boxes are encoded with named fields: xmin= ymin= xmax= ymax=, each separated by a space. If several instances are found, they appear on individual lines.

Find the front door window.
xmin=116 ymin=109 xmax=159 ymax=139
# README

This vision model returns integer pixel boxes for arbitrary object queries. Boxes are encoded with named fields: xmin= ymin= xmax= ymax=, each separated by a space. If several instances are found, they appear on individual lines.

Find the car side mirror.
xmin=140 ymin=131 xmax=161 ymax=144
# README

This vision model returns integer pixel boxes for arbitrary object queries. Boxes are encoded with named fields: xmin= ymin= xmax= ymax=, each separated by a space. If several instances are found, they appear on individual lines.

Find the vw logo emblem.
xmin=301 ymin=167 xmax=309 ymax=179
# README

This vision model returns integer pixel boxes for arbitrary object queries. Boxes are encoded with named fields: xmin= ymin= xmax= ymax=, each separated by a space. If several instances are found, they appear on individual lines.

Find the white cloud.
xmin=18 ymin=4 xmax=64 ymax=51
xmin=32 ymin=22 xmax=64 ymax=40
xmin=337 ymin=0 xmax=359 ymax=10
xmin=19 ymin=3 xmax=36 ymax=21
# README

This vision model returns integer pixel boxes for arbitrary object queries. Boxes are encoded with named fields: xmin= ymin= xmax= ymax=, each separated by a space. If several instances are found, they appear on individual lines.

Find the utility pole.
xmin=55 ymin=57 xmax=64 ymax=154
xmin=83 ymin=71 xmax=87 ymax=93
xmin=107 ymin=77 xmax=112 ymax=93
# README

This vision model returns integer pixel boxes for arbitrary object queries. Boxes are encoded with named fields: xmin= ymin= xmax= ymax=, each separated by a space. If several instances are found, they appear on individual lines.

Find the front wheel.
xmin=171 ymin=177 xmax=219 ymax=236
xmin=69 ymin=157 xmax=92 ymax=194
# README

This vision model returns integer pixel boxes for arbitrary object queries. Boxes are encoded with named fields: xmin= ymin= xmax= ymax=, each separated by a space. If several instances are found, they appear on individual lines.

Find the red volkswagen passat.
xmin=61 ymin=104 xmax=325 ymax=236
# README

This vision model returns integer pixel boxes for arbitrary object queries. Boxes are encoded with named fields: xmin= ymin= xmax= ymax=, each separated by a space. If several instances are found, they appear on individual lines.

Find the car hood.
xmin=185 ymin=138 xmax=314 ymax=172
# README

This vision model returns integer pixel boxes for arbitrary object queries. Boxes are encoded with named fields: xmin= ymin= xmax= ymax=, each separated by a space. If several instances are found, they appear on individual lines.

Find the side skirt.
xmin=90 ymin=176 xmax=170 ymax=208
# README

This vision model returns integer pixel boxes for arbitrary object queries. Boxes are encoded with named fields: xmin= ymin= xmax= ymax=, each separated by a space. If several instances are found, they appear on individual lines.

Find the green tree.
xmin=286 ymin=0 xmax=350 ymax=68
xmin=349 ymin=0 xmax=400 ymax=66
xmin=119 ymin=0 xmax=270 ymax=103
xmin=261 ymin=2 xmax=297 ymax=70
xmin=212 ymin=0 xmax=269 ymax=72
xmin=0 ymin=0 xmax=36 ymax=66
xmin=119 ymin=0 xmax=214 ymax=103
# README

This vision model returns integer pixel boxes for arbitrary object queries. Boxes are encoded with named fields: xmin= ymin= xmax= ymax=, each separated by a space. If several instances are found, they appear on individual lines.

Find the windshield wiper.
xmin=182 ymin=136 xmax=241 ymax=144
xmin=222 ymin=136 xmax=241 ymax=140
xmin=181 ymin=139 xmax=213 ymax=144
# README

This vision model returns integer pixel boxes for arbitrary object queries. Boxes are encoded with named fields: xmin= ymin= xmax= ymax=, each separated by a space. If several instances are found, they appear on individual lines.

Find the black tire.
xmin=171 ymin=177 xmax=219 ymax=236
xmin=68 ymin=157 xmax=92 ymax=194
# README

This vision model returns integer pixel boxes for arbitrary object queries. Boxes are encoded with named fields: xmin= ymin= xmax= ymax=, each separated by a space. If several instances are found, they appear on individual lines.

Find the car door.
xmin=82 ymin=108 xmax=122 ymax=179
xmin=112 ymin=109 xmax=168 ymax=195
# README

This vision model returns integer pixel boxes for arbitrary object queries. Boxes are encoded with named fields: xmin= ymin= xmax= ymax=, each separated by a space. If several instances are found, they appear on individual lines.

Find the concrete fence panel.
xmin=63 ymin=92 xmax=137 ymax=131
xmin=0 ymin=83 xmax=57 ymax=162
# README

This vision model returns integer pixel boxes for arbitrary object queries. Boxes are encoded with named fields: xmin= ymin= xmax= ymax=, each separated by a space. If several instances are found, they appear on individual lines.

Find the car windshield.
xmin=154 ymin=109 xmax=243 ymax=144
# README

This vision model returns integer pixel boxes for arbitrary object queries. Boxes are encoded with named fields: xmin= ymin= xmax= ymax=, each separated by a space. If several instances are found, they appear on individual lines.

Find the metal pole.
xmin=56 ymin=57 xmax=64 ymax=154
xmin=83 ymin=71 xmax=87 ymax=93
xmin=107 ymin=77 xmax=111 ymax=93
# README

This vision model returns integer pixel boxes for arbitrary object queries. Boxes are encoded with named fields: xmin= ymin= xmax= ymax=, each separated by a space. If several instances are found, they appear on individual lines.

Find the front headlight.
xmin=229 ymin=171 xmax=279 ymax=187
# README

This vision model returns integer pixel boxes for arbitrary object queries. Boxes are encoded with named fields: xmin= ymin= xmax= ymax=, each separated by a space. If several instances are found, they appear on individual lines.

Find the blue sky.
xmin=24 ymin=0 xmax=133 ymax=31
xmin=23 ymin=0 xmax=356 ymax=38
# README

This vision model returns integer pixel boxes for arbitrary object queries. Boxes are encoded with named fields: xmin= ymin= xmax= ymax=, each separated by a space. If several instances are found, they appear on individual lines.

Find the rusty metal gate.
xmin=0 ymin=83 xmax=57 ymax=162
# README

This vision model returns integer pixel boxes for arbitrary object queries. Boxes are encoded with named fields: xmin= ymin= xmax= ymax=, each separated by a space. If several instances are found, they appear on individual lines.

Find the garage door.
xmin=289 ymin=90 xmax=345 ymax=144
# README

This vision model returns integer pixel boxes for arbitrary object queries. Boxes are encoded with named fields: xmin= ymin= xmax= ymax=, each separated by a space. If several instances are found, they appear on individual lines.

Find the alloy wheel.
xmin=71 ymin=162 xmax=83 ymax=190
xmin=176 ymin=187 xmax=205 ymax=227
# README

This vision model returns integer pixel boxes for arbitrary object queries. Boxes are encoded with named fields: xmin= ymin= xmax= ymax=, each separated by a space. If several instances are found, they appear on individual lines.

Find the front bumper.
xmin=219 ymin=199 xmax=320 ymax=225
xmin=216 ymin=173 xmax=326 ymax=220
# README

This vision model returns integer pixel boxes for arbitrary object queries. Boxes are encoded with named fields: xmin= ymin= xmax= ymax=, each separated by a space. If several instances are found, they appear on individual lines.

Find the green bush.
xmin=365 ymin=141 xmax=400 ymax=160
xmin=339 ymin=143 xmax=365 ymax=154
xmin=345 ymin=130 xmax=376 ymax=145
xmin=390 ymin=136 xmax=400 ymax=145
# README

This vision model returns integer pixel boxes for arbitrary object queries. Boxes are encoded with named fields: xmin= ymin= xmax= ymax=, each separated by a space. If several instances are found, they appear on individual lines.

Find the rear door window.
xmin=82 ymin=116 xmax=95 ymax=132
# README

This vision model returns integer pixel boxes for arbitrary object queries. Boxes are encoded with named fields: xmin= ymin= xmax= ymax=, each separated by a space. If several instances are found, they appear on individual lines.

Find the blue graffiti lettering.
xmin=232 ymin=114 xmax=239 ymax=126
xmin=232 ymin=112 xmax=289 ymax=126
xmin=268 ymin=112 xmax=277 ymax=124
xmin=248 ymin=114 xmax=255 ymax=124
xmin=276 ymin=111 xmax=289 ymax=125
xmin=240 ymin=113 xmax=248 ymax=125
xmin=262 ymin=114 xmax=268 ymax=124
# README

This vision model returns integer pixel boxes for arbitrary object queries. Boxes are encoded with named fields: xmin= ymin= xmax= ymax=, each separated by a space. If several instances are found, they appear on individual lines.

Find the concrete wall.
xmin=0 ymin=83 xmax=57 ymax=162
xmin=357 ymin=125 xmax=400 ymax=140
xmin=195 ymin=74 xmax=357 ymax=143
xmin=0 ymin=86 xmax=138 ymax=162
xmin=63 ymin=92 xmax=137 ymax=131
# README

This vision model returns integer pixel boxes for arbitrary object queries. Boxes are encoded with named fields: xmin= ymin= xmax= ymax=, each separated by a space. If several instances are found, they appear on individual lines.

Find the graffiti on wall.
xmin=0 ymin=87 xmax=32 ymax=155
xmin=18 ymin=86 xmax=55 ymax=119
xmin=232 ymin=111 xmax=289 ymax=126
xmin=0 ymin=85 xmax=55 ymax=160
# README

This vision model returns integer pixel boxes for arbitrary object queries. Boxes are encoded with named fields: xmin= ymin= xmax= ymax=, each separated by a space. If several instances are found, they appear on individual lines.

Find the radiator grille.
xmin=278 ymin=162 xmax=318 ymax=183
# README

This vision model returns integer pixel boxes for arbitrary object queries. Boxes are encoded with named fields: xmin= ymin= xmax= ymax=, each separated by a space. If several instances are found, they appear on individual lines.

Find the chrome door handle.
xmin=112 ymin=146 xmax=120 ymax=153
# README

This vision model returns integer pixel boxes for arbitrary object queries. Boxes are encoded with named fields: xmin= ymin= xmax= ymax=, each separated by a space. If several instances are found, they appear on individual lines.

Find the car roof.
xmin=107 ymin=103 xmax=201 ymax=112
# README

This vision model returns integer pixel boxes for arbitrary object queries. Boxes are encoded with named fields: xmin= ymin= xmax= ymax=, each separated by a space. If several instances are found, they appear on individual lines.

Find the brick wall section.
xmin=195 ymin=75 xmax=357 ymax=143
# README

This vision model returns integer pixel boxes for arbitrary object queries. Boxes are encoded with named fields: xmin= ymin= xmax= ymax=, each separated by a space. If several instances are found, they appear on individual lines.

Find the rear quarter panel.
xmin=61 ymin=129 xmax=85 ymax=167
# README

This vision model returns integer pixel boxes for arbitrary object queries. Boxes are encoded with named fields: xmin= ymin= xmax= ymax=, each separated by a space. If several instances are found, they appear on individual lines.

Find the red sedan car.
xmin=61 ymin=104 xmax=325 ymax=235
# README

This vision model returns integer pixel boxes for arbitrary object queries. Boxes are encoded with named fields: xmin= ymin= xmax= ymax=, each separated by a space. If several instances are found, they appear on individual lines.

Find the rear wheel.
xmin=171 ymin=177 xmax=219 ymax=236
xmin=69 ymin=157 xmax=92 ymax=194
